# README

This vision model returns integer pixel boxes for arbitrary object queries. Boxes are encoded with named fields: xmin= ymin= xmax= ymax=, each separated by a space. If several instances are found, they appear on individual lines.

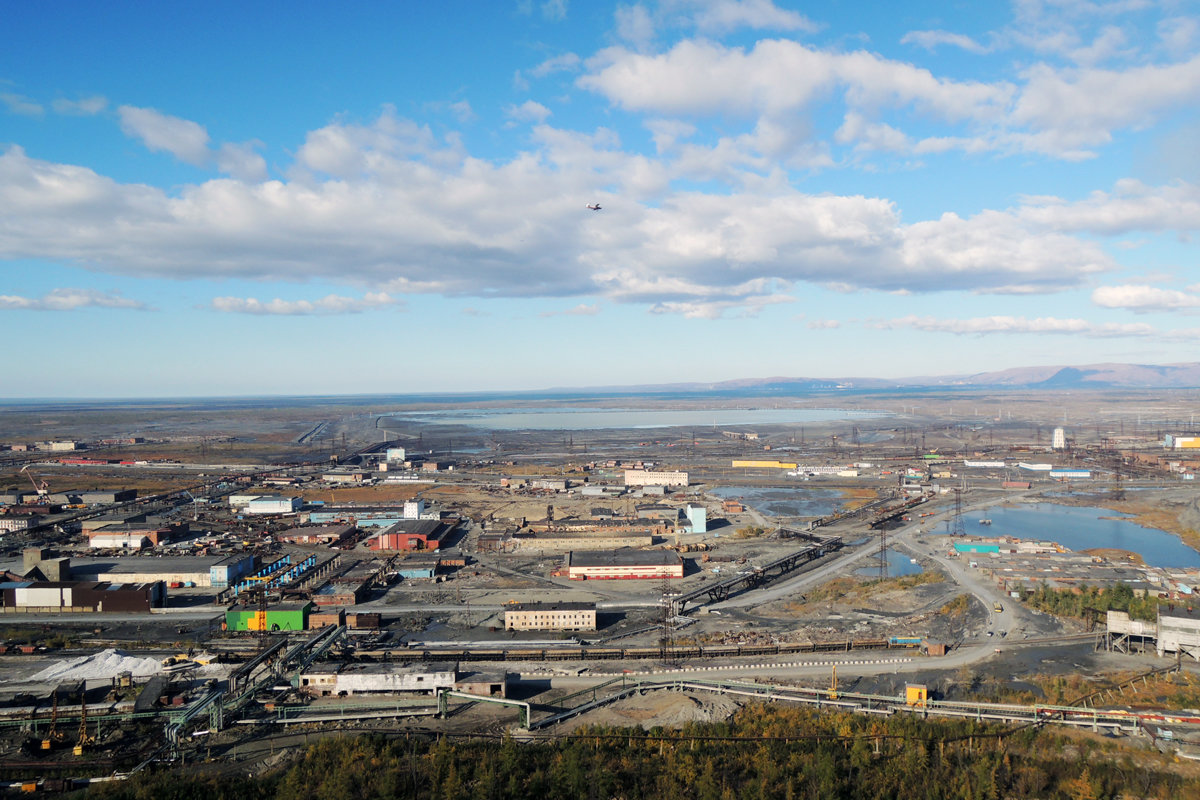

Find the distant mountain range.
xmin=584 ymin=362 xmax=1200 ymax=394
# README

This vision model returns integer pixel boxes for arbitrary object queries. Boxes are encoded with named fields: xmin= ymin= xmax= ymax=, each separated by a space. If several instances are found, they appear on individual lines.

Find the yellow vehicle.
xmin=993 ymin=601 xmax=1004 ymax=614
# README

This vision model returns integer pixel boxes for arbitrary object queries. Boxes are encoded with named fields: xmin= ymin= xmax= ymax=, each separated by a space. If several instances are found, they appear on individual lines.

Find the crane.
xmin=19 ymin=465 xmax=49 ymax=500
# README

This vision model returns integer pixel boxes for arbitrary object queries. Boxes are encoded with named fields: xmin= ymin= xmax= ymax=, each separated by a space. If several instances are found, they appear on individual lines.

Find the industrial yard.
xmin=1 ymin=390 xmax=1200 ymax=788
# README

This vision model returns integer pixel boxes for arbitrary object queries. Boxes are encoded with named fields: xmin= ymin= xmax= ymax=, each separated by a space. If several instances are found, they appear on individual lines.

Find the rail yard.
xmin=1 ymin=391 xmax=1200 ymax=788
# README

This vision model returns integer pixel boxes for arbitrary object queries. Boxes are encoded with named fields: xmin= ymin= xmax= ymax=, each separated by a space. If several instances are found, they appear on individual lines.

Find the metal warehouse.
xmin=0 ymin=580 xmax=165 ymax=613
xmin=225 ymin=600 xmax=314 ymax=632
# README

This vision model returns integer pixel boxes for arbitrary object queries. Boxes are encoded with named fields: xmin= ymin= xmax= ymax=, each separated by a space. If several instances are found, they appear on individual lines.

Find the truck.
xmin=993 ymin=601 xmax=1004 ymax=614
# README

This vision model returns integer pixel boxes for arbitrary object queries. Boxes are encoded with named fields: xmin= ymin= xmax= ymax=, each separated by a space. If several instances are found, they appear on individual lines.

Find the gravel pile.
xmin=29 ymin=648 xmax=163 ymax=682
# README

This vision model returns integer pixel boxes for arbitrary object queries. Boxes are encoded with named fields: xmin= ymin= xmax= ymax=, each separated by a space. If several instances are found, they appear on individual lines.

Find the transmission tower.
xmin=658 ymin=572 xmax=676 ymax=665
xmin=877 ymin=527 xmax=889 ymax=580
xmin=1110 ymin=460 xmax=1125 ymax=502
xmin=950 ymin=487 xmax=965 ymax=537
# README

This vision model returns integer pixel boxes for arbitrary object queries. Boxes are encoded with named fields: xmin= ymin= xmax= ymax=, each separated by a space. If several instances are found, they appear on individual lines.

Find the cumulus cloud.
xmin=1016 ymin=179 xmax=1200 ymax=234
xmin=1092 ymin=284 xmax=1200 ymax=312
xmin=0 ymin=288 xmax=148 ymax=311
xmin=1010 ymin=56 xmax=1200 ymax=157
xmin=506 ymin=100 xmax=552 ymax=124
xmin=580 ymin=39 xmax=1013 ymax=122
xmin=880 ymin=314 xmax=1156 ymax=337
xmin=210 ymin=292 xmax=401 ymax=315
xmin=117 ymin=105 xmax=211 ymax=166
xmin=0 ymin=126 xmax=1133 ymax=318
xmin=215 ymin=142 xmax=268 ymax=182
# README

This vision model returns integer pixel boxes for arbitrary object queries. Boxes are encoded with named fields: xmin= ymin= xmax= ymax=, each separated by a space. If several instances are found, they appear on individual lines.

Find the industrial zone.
xmin=1 ymin=395 xmax=1200 ymax=789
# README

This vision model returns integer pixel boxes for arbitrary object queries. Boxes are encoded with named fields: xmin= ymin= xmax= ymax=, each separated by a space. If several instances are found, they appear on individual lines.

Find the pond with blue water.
xmin=855 ymin=549 xmax=923 ymax=578
xmin=964 ymin=503 xmax=1200 ymax=569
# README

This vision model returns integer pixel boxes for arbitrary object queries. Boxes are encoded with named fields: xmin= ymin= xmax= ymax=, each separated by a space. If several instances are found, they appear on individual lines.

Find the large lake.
xmin=385 ymin=407 xmax=887 ymax=431
xmin=965 ymin=503 xmax=1200 ymax=569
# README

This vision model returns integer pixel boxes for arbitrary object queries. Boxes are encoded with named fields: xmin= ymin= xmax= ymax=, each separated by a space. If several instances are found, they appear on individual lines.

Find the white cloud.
xmin=580 ymin=39 xmax=1013 ymax=123
xmin=616 ymin=4 xmax=656 ymax=50
xmin=2 ymin=103 xmax=1182 ymax=320
xmin=1016 ymin=179 xmax=1200 ymax=234
xmin=210 ymin=292 xmax=401 ymax=315
xmin=531 ymin=53 xmax=582 ymax=78
xmin=901 ymin=30 xmax=990 ymax=54
xmin=541 ymin=0 xmax=568 ymax=21
xmin=506 ymin=100 xmax=552 ymax=124
xmin=0 ymin=288 xmax=148 ymax=311
xmin=648 ymin=293 xmax=792 ymax=319
xmin=117 ymin=105 xmax=211 ymax=166
xmin=807 ymin=319 xmax=840 ymax=329
xmin=1 ymin=92 xmax=43 ymax=117
xmin=52 ymin=96 xmax=108 ymax=116
xmin=539 ymin=303 xmax=600 ymax=317
xmin=1159 ymin=17 xmax=1200 ymax=57
xmin=1091 ymin=284 xmax=1200 ymax=312
xmin=881 ymin=314 xmax=1156 ymax=337
xmin=215 ymin=142 xmax=268 ymax=182
xmin=448 ymin=100 xmax=475 ymax=123
xmin=687 ymin=0 xmax=818 ymax=35
xmin=1010 ymin=56 xmax=1200 ymax=156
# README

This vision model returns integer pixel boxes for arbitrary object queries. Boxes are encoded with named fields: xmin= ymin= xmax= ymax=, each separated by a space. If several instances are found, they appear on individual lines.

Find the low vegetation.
xmin=1019 ymin=582 xmax=1164 ymax=622
xmin=88 ymin=705 xmax=1200 ymax=800
xmin=938 ymin=594 xmax=972 ymax=618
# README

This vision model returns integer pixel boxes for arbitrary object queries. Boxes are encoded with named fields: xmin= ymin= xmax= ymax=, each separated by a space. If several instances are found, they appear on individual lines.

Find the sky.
xmin=3 ymin=0 xmax=1200 ymax=398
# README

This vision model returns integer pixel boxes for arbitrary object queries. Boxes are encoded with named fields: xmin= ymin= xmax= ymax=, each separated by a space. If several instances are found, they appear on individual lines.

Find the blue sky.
xmin=3 ymin=0 xmax=1200 ymax=398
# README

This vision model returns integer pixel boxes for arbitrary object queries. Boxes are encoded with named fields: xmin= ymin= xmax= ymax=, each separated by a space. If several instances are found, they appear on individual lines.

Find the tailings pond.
xmin=965 ymin=503 xmax=1200 ymax=569
xmin=708 ymin=485 xmax=846 ymax=519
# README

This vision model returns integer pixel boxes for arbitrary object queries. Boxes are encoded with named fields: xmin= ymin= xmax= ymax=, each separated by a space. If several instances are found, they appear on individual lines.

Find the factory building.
xmin=1165 ymin=435 xmax=1200 ymax=449
xmin=504 ymin=601 xmax=597 ymax=632
xmin=368 ymin=519 xmax=446 ymax=552
xmin=394 ymin=558 xmax=439 ymax=580
xmin=277 ymin=524 xmax=356 ymax=547
xmin=563 ymin=549 xmax=684 ymax=580
xmin=0 ymin=517 xmax=32 ymax=533
xmin=85 ymin=522 xmax=188 ymax=550
xmin=386 ymin=447 xmax=407 ymax=463
xmin=0 ymin=580 xmax=164 ymax=613
xmin=1157 ymin=606 xmax=1200 ymax=660
xmin=298 ymin=662 xmax=458 ymax=697
xmin=512 ymin=532 xmax=655 ymax=552
xmin=322 ymin=470 xmax=370 ymax=484
xmin=623 ymin=469 xmax=688 ymax=488
xmin=309 ymin=505 xmax=410 ymax=527
xmin=209 ymin=554 xmax=258 ymax=589
xmin=1048 ymin=469 xmax=1091 ymax=479
xmin=684 ymin=504 xmax=707 ymax=533
xmin=225 ymin=600 xmax=314 ymax=632
xmin=245 ymin=495 xmax=303 ymax=515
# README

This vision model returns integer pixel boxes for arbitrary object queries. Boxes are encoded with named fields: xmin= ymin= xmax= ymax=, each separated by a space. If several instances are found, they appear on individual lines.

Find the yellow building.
xmin=731 ymin=460 xmax=798 ymax=469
